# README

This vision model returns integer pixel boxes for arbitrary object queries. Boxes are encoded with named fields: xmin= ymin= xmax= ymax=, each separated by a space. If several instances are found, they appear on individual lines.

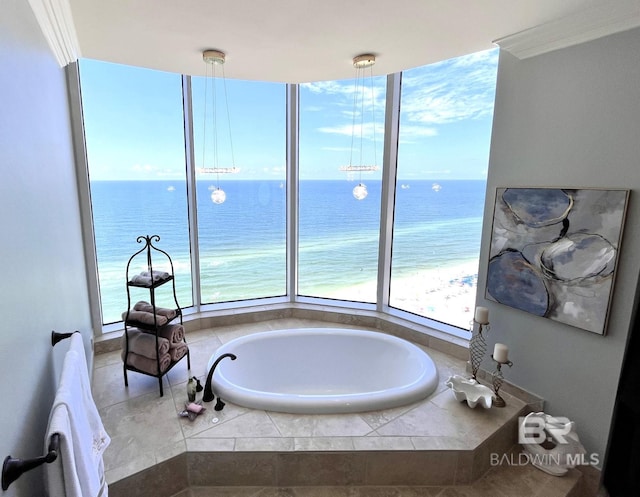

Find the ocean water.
xmin=90 ymin=180 xmax=486 ymax=324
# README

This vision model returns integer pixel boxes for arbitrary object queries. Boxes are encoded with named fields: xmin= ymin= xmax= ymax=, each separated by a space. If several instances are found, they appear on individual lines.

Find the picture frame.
xmin=486 ymin=187 xmax=630 ymax=335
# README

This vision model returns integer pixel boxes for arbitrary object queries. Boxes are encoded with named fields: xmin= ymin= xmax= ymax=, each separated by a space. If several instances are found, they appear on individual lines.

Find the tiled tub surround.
xmin=93 ymin=316 xmax=559 ymax=496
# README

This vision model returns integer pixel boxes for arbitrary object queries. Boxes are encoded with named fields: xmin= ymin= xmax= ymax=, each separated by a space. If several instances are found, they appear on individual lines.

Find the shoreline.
xmin=102 ymin=260 xmax=481 ymax=330
xmin=326 ymin=260 xmax=480 ymax=330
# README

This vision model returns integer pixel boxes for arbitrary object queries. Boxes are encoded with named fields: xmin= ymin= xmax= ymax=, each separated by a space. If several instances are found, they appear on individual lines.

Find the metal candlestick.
xmin=469 ymin=320 xmax=489 ymax=382
xmin=491 ymin=356 xmax=513 ymax=408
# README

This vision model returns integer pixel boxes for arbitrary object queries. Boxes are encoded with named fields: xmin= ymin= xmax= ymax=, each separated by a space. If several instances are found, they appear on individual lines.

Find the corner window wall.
xmin=79 ymin=60 xmax=192 ymax=324
xmin=78 ymin=50 xmax=496 ymax=334
xmin=298 ymin=77 xmax=386 ymax=302
xmin=191 ymin=78 xmax=287 ymax=303
xmin=390 ymin=50 xmax=498 ymax=329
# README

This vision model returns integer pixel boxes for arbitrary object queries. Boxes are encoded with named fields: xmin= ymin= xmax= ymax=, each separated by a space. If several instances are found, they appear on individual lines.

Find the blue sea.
xmin=91 ymin=180 xmax=486 ymax=324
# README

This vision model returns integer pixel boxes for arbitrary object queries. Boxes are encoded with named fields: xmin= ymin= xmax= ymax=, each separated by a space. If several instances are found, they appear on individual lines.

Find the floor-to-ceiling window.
xmin=79 ymin=60 xmax=192 ymax=324
xmin=78 ymin=50 xmax=496 ymax=333
xmin=191 ymin=77 xmax=287 ymax=303
xmin=390 ymin=49 xmax=498 ymax=329
xmin=298 ymin=75 xmax=386 ymax=303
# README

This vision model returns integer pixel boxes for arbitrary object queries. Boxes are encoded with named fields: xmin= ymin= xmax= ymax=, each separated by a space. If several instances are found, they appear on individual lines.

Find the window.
xmin=298 ymin=76 xmax=386 ymax=302
xmin=390 ymin=49 xmax=498 ymax=329
xmin=78 ymin=50 xmax=496 ymax=332
xmin=79 ymin=60 xmax=192 ymax=324
xmin=191 ymin=78 xmax=287 ymax=303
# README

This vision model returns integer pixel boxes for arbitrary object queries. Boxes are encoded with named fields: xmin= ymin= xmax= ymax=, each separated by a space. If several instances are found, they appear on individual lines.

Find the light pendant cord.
xmin=212 ymin=63 xmax=220 ymax=187
xmin=202 ymin=62 xmax=209 ymax=179
xmin=221 ymin=63 xmax=236 ymax=169
xmin=359 ymin=66 xmax=365 ymax=184
xmin=349 ymin=68 xmax=359 ymax=169
xmin=369 ymin=64 xmax=377 ymax=173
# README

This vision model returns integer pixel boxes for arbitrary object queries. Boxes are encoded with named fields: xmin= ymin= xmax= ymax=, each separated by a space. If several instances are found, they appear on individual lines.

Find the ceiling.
xmin=64 ymin=0 xmax=640 ymax=83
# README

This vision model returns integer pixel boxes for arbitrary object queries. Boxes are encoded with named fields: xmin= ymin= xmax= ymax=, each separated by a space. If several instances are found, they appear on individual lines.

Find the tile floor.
xmin=92 ymin=317 xmax=583 ymax=496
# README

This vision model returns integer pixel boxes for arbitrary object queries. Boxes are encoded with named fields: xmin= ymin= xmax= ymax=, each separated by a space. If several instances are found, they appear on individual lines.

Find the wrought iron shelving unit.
xmin=122 ymin=235 xmax=190 ymax=396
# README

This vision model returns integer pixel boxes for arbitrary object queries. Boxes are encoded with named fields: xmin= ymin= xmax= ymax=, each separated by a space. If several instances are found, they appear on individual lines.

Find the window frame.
xmin=70 ymin=60 xmax=488 ymax=341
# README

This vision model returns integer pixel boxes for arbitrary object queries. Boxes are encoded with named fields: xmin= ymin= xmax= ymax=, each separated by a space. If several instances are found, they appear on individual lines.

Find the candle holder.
xmin=469 ymin=319 xmax=489 ymax=382
xmin=491 ymin=355 xmax=513 ymax=408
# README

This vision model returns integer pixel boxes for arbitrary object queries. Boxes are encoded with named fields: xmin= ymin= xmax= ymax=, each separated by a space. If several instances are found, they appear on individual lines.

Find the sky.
xmin=79 ymin=48 xmax=498 ymax=182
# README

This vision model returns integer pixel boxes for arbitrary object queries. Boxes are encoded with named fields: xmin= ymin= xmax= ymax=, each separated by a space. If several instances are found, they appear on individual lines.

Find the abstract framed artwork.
xmin=486 ymin=187 xmax=629 ymax=335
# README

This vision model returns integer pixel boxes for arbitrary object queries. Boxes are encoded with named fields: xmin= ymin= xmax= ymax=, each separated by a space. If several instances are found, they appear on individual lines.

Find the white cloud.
xmin=132 ymin=163 xmax=155 ymax=172
xmin=317 ymin=122 xmax=384 ymax=140
xmin=397 ymin=125 xmax=439 ymax=138
xmin=400 ymin=49 xmax=499 ymax=125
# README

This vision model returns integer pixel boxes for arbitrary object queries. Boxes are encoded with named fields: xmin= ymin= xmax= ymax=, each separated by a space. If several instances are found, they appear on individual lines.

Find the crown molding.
xmin=494 ymin=0 xmax=640 ymax=59
xmin=27 ymin=0 xmax=81 ymax=66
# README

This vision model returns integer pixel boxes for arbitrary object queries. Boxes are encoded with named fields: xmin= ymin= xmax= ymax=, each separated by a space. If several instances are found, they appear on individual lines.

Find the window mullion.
xmin=377 ymin=72 xmax=402 ymax=312
xmin=182 ymin=74 xmax=202 ymax=311
xmin=286 ymin=83 xmax=299 ymax=301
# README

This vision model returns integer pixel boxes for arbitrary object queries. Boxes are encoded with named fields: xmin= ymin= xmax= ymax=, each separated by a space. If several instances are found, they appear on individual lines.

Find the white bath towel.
xmin=129 ymin=274 xmax=152 ymax=286
xmin=45 ymin=333 xmax=111 ymax=497
xmin=141 ymin=270 xmax=170 ymax=281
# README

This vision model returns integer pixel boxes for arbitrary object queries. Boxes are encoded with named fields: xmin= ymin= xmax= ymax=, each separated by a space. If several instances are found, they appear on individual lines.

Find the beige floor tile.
xmin=353 ymin=436 xmax=414 ymax=450
xmin=101 ymin=389 xmax=184 ymax=472
xmin=294 ymin=436 xmax=356 ymax=451
xmin=267 ymin=412 xmax=374 ymax=437
xmin=93 ymin=359 xmax=169 ymax=408
xmin=174 ymin=396 xmax=252 ymax=439
xmin=235 ymin=437 xmax=295 ymax=451
xmin=192 ymin=410 xmax=281 ymax=438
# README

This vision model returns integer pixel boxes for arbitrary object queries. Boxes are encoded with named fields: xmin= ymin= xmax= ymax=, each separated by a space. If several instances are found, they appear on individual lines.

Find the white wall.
xmin=0 ymin=0 xmax=93 ymax=495
xmin=478 ymin=27 xmax=640 ymax=463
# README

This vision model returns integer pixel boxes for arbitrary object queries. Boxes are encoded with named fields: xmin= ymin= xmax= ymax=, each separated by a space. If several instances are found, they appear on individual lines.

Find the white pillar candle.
xmin=493 ymin=343 xmax=509 ymax=363
xmin=474 ymin=306 xmax=489 ymax=324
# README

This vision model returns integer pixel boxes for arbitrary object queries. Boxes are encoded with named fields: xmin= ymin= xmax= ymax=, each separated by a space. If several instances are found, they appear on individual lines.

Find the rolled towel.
xmin=157 ymin=323 xmax=184 ymax=343
xmin=122 ymin=310 xmax=168 ymax=327
xmin=141 ymin=270 xmax=170 ymax=282
xmin=134 ymin=301 xmax=177 ymax=320
xmin=122 ymin=328 xmax=170 ymax=359
xmin=129 ymin=274 xmax=152 ymax=286
xmin=122 ymin=350 xmax=171 ymax=375
xmin=169 ymin=342 xmax=188 ymax=362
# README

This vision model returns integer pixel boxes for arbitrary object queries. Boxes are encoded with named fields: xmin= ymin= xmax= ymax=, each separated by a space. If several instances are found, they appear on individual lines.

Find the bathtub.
xmin=206 ymin=327 xmax=439 ymax=414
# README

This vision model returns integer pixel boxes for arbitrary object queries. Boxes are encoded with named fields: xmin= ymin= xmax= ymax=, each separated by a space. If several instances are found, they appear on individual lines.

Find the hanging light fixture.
xmin=200 ymin=49 xmax=239 ymax=204
xmin=340 ymin=54 xmax=380 ymax=200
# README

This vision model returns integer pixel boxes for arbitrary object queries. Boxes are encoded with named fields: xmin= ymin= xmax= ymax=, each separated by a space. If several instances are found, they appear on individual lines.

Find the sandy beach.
xmin=326 ymin=260 xmax=480 ymax=330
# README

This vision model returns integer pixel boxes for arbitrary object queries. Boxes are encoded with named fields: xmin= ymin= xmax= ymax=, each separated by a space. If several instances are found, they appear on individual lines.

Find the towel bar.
xmin=51 ymin=329 xmax=79 ymax=346
xmin=1 ymin=330 xmax=79 ymax=490
xmin=2 ymin=433 xmax=59 ymax=490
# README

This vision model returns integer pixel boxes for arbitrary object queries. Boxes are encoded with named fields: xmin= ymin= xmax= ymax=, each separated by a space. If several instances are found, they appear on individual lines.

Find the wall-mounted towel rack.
xmin=2 ymin=434 xmax=59 ymax=491
xmin=52 ymin=330 xmax=78 ymax=346
xmin=1 ymin=330 xmax=79 ymax=491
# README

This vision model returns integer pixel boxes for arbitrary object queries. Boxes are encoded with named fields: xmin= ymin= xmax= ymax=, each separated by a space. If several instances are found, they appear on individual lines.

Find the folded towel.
xmin=121 ymin=328 xmax=170 ymax=359
xmin=169 ymin=342 xmax=188 ymax=362
xmin=129 ymin=274 xmax=152 ymax=286
xmin=45 ymin=333 xmax=110 ymax=497
xmin=133 ymin=300 xmax=177 ymax=320
xmin=122 ymin=310 xmax=168 ymax=327
xmin=141 ymin=270 xmax=170 ymax=281
xmin=156 ymin=323 xmax=184 ymax=343
xmin=122 ymin=350 xmax=172 ymax=375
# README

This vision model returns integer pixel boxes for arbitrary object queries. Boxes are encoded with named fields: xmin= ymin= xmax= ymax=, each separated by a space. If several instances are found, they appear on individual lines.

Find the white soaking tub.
xmin=206 ymin=327 xmax=439 ymax=414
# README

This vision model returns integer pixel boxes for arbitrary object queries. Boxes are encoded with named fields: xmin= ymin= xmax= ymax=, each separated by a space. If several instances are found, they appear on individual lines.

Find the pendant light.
xmin=340 ymin=54 xmax=380 ymax=200
xmin=200 ymin=49 xmax=239 ymax=204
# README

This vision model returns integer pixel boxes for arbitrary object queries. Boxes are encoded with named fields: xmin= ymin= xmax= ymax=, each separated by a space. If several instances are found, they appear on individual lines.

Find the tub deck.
xmin=92 ymin=317 xmax=590 ymax=496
